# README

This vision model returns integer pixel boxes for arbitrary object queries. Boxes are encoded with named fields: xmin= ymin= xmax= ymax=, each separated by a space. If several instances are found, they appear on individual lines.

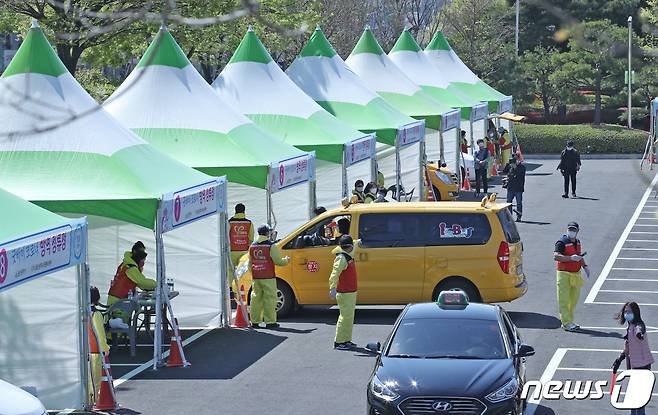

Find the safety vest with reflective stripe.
xmin=108 ymin=263 xmax=137 ymax=299
xmin=229 ymin=218 xmax=252 ymax=252
xmin=556 ymin=236 xmax=582 ymax=272
xmin=337 ymin=253 xmax=358 ymax=293
xmin=88 ymin=310 xmax=102 ymax=354
xmin=250 ymin=241 xmax=275 ymax=279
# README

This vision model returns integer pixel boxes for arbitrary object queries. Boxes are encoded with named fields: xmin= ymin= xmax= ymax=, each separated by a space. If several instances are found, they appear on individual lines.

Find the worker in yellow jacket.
xmin=88 ymin=286 xmax=108 ymax=404
xmin=107 ymin=241 xmax=156 ymax=321
xmin=329 ymin=235 xmax=359 ymax=350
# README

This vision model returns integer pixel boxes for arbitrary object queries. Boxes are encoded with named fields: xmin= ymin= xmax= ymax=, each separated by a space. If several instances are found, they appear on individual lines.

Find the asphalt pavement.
xmin=108 ymin=158 xmax=657 ymax=415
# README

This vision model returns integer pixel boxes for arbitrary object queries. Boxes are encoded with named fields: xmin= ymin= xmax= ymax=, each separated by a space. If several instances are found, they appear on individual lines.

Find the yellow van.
xmin=425 ymin=162 xmax=460 ymax=201
xmin=236 ymin=198 xmax=527 ymax=316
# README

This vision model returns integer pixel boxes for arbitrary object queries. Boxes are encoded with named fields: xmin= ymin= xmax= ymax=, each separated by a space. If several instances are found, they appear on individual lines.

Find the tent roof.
xmin=0 ymin=24 xmax=212 ymax=229
xmin=0 ymin=187 xmax=73 ymax=243
xmin=105 ymin=27 xmax=309 ymax=189
xmin=286 ymin=27 xmax=422 ymax=146
xmin=388 ymin=29 xmax=487 ymax=120
xmin=424 ymin=31 xmax=511 ymax=112
xmin=214 ymin=28 xmax=372 ymax=164
xmin=346 ymin=28 xmax=458 ymax=131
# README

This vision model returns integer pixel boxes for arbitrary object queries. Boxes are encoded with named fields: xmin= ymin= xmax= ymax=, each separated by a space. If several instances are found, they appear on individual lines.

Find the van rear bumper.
xmin=483 ymin=277 xmax=528 ymax=302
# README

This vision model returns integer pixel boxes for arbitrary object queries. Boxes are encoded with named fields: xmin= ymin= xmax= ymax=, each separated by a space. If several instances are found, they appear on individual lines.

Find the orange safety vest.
xmin=229 ymin=218 xmax=252 ymax=252
xmin=337 ymin=253 xmax=358 ymax=293
xmin=108 ymin=263 xmax=137 ymax=299
xmin=249 ymin=241 xmax=275 ymax=279
xmin=88 ymin=310 xmax=101 ymax=354
xmin=556 ymin=236 xmax=582 ymax=272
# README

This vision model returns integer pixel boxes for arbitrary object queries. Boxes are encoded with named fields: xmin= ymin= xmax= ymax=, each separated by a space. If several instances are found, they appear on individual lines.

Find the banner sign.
xmin=159 ymin=177 xmax=226 ymax=234
xmin=0 ymin=218 xmax=87 ymax=293
xmin=652 ymin=98 xmax=658 ymax=136
xmin=344 ymin=134 xmax=376 ymax=167
xmin=269 ymin=153 xmax=314 ymax=194
xmin=397 ymin=121 xmax=425 ymax=148
xmin=441 ymin=109 xmax=461 ymax=132
xmin=471 ymin=102 xmax=489 ymax=122
xmin=498 ymin=97 xmax=513 ymax=114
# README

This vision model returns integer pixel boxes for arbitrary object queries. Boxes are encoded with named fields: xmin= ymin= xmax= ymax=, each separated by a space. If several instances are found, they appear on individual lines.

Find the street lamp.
xmin=515 ymin=0 xmax=520 ymax=56
xmin=628 ymin=15 xmax=633 ymax=129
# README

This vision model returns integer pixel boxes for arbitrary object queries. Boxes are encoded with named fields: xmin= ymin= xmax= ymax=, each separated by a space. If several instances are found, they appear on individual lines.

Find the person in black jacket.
xmin=503 ymin=153 xmax=526 ymax=222
xmin=558 ymin=140 xmax=581 ymax=198
xmin=473 ymin=139 xmax=490 ymax=197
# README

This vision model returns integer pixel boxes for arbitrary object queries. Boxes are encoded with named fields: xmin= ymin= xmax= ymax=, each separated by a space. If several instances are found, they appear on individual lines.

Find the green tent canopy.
xmin=388 ymin=29 xmax=488 ymax=122
xmin=424 ymin=31 xmax=512 ymax=114
xmin=346 ymin=28 xmax=460 ymax=132
xmin=105 ymin=26 xmax=313 ymax=190
xmin=0 ymin=23 xmax=213 ymax=229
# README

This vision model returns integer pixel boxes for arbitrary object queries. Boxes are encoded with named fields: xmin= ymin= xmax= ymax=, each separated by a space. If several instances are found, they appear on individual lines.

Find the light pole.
xmin=515 ymin=0 xmax=520 ymax=56
xmin=628 ymin=15 xmax=633 ymax=128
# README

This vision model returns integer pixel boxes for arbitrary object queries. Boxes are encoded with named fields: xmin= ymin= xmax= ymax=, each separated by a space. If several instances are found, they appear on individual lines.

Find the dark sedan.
xmin=366 ymin=290 xmax=534 ymax=415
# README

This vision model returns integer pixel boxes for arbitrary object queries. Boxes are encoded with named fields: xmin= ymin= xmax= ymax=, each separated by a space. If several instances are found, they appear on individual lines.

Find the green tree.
xmin=76 ymin=67 xmax=118 ymax=102
xmin=520 ymin=46 xmax=564 ymax=120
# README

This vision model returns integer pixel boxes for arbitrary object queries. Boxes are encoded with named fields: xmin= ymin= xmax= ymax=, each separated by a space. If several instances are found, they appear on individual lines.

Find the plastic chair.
xmin=106 ymin=299 xmax=138 ymax=357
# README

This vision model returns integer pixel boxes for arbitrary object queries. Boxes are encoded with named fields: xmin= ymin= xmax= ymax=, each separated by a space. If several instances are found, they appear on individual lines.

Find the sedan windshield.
xmin=387 ymin=318 xmax=507 ymax=359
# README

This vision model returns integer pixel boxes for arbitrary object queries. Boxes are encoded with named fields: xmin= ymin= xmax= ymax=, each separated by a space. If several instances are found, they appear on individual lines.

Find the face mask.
xmin=567 ymin=230 xmax=577 ymax=239
xmin=478 ymin=143 xmax=485 ymax=149
xmin=624 ymin=312 xmax=634 ymax=322
xmin=356 ymin=186 xmax=363 ymax=192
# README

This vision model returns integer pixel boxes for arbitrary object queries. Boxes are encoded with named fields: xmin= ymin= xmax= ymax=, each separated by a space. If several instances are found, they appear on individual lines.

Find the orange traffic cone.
xmin=167 ymin=318 xmax=191 ymax=367
xmin=461 ymin=168 xmax=471 ymax=191
xmin=232 ymin=285 xmax=250 ymax=328
xmin=94 ymin=354 xmax=118 ymax=411
xmin=490 ymin=159 xmax=497 ymax=177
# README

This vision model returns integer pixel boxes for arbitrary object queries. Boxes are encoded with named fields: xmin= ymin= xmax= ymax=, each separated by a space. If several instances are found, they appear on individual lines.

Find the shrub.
xmin=515 ymin=124 xmax=648 ymax=154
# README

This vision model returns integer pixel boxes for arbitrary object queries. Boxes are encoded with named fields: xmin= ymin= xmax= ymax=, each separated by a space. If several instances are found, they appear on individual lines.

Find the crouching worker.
xmin=88 ymin=286 xmax=108 ymax=404
xmin=329 ymin=235 xmax=359 ymax=350
xmin=107 ymin=241 xmax=156 ymax=322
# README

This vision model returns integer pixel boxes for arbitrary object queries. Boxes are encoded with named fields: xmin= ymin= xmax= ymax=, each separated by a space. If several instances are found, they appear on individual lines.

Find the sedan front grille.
xmin=398 ymin=396 xmax=486 ymax=415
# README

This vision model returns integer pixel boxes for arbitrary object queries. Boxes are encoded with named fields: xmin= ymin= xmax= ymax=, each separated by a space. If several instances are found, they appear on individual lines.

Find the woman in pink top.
xmin=612 ymin=302 xmax=654 ymax=415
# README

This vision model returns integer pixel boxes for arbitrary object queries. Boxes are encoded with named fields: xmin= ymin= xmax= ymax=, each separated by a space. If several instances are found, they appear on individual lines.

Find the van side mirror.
xmin=366 ymin=342 xmax=381 ymax=353
xmin=515 ymin=344 xmax=535 ymax=358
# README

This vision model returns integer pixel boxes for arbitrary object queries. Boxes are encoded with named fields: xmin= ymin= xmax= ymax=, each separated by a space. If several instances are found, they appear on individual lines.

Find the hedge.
xmin=515 ymin=123 xmax=648 ymax=154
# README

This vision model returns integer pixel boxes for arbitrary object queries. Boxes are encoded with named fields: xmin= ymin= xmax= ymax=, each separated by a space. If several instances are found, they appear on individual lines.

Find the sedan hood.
xmin=376 ymin=357 xmax=514 ymax=398
xmin=0 ymin=380 xmax=46 ymax=415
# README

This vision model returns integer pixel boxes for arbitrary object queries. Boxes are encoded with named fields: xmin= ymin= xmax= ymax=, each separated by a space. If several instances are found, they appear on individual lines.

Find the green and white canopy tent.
xmin=105 ymin=27 xmax=314 ymax=234
xmin=0 ymin=22 xmax=229 ymax=370
xmin=388 ymin=29 xmax=488 ymax=178
xmin=0 ymin=188 xmax=88 ymax=410
xmin=286 ymin=27 xmax=426 ymax=200
xmin=345 ymin=27 xmax=461 ymax=168
xmin=424 ymin=31 xmax=512 ymax=115
xmin=213 ymin=28 xmax=376 ymax=211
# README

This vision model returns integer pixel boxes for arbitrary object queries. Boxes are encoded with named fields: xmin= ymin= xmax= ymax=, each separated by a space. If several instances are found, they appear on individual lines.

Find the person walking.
xmin=229 ymin=203 xmax=254 ymax=271
xmin=329 ymin=235 xmax=358 ymax=350
xmin=249 ymin=224 xmax=290 ymax=328
xmin=558 ymin=140 xmax=581 ymax=198
xmin=612 ymin=301 xmax=654 ymax=415
xmin=473 ymin=139 xmax=490 ymax=197
xmin=553 ymin=222 xmax=590 ymax=331
xmin=503 ymin=153 xmax=526 ymax=222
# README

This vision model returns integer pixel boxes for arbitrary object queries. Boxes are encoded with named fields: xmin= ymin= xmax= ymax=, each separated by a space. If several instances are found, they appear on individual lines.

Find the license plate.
xmin=516 ymin=264 xmax=523 ymax=276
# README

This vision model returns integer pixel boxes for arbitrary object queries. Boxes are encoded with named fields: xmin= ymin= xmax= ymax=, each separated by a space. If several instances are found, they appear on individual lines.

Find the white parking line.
xmin=587 ymin=173 xmax=658 ymax=303
xmin=626 ymin=240 xmax=658 ymax=242
xmin=557 ymin=367 xmax=658 ymax=373
xmin=611 ymin=267 xmax=658 ymax=271
xmin=617 ymin=258 xmax=658 ymax=260
xmin=525 ymin=348 xmax=567 ymax=415
xmin=621 ymin=248 xmax=658 ymax=251
xmin=608 ymin=278 xmax=658 ymax=281
xmin=629 ymin=231 xmax=658 ymax=234
xmin=592 ymin=301 xmax=658 ymax=306
xmin=599 ymin=289 xmax=658 ymax=294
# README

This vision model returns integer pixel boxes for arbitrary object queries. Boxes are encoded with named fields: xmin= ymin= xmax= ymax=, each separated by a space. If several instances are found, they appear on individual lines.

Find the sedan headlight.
xmin=486 ymin=378 xmax=519 ymax=403
xmin=434 ymin=171 xmax=453 ymax=185
xmin=370 ymin=375 xmax=400 ymax=402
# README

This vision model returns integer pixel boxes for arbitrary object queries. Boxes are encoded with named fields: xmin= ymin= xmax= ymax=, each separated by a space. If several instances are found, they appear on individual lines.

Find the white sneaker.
xmin=562 ymin=322 xmax=578 ymax=332
xmin=109 ymin=318 xmax=129 ymax=330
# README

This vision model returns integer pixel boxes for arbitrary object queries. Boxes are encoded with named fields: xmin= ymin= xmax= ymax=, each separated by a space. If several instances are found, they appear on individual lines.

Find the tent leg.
xmin=395 ymin=139 xmax=402 ymax=201
xmin=370 ymin=157 xmax=378 ymax=185
xmin=153 ymin=216 xmax=164 ymax=370
xmin=455 ymin=128 xmax=461 ymax=186
xmin=439 ymin=130 xmax=445 ymax=162
xmin=219 ymin=211 xmax=230 ymax=328
xmin=79 ymin=262 xmax=91 ymax=410
xmin=308 ymin=179 xmax=317 ymax=220
xmin=266 ymin=184 xmax=273 ymax=228
xmin=469 ymin=118 xmax=475 ymax=155
xmin=341 ymin=159 xmax=348 ymax=199
xmin=419 ymin=139 xmax=426 ymax=202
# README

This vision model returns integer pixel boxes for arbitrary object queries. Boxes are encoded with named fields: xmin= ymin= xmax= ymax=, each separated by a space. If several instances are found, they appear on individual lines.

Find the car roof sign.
xmin=437 ymin=289 xmax=469 ymax=307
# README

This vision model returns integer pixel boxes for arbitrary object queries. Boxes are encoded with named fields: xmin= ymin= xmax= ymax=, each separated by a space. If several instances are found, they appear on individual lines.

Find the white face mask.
xmin=567 ymin=230 xmax=577 ymax=239
xmin=478 ymin=143 xmax=485 ymax=149
xmin=356 ymin=186 xmax=364 ymax=192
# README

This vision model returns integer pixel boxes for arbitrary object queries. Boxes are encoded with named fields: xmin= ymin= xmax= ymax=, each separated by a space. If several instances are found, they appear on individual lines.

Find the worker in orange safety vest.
xmin=107 ymin=241 xmax=156 ymax=320
xmin=229 ymin=203 xmax=255 ymax=272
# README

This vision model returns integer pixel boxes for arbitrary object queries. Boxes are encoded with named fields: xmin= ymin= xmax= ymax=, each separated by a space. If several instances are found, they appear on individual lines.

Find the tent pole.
xmin=308 ymin=178 xmax=317 ymax=220
xmin=370 ymin=156 xmax=378 ymax=185
xmin=469 ymin=117 xmax=475 ymax=156
xmin=219 ymin=210 xmax=230 ymax=328
xmin=153 ymin=208 xmax=163 ymax=370
xmin=483 ymin=117 xmax=488 ymax=145
xmin=341 ymin=155 xmax=348 ymax=199
xmin=439 ymin=129 xmax=445 ymax=162
xmin=79 ymin=260 xmax=91 ymax=410
xmin=395 ymin=136 xmax=402 ymax=202
xmin=266 ymin=167 xmax=273 ymax=227
xmin=455 ymin=127 xmax=461 ymax=186
xmin=418 ymin=140 xmax=424 ymax=201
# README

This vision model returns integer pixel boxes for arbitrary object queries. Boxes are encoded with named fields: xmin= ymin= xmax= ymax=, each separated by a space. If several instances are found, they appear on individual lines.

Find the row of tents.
xmin=0 ymin=20 xmax=513 ymax=410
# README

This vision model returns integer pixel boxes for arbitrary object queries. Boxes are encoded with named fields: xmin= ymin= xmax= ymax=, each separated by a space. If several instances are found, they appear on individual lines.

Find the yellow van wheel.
xmin=433 ymin=278 xmax=481 ymax=303
xmin=275 ymin=279 xmax=296 ymax=318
